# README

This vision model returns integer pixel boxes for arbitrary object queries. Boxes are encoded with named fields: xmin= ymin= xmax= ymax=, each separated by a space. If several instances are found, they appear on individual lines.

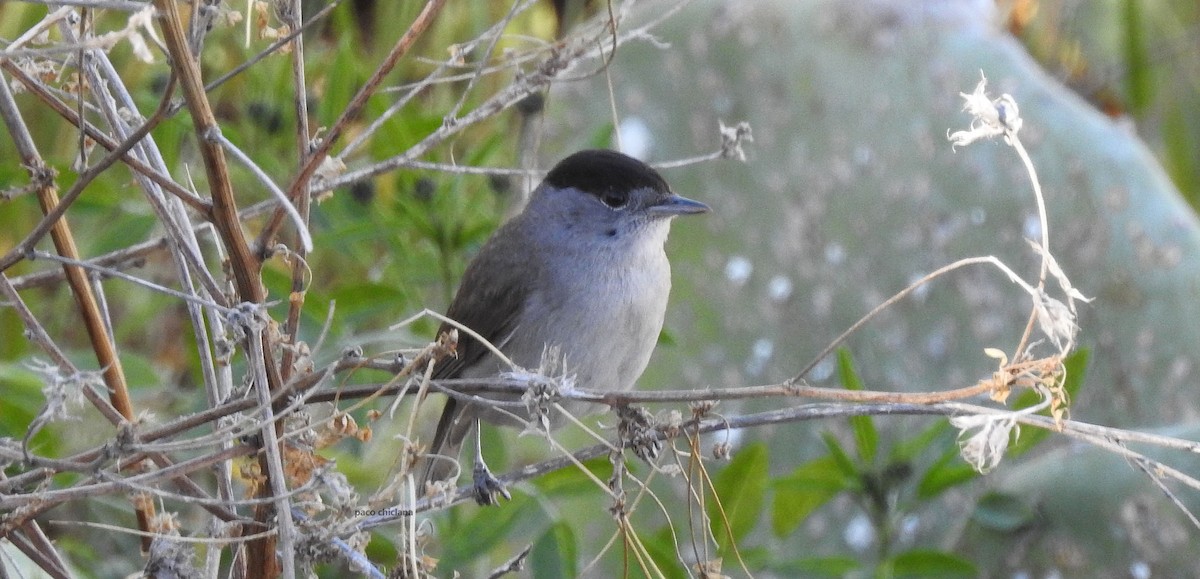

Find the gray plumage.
xmin=420 ymin=150 xmax=709 ymax=499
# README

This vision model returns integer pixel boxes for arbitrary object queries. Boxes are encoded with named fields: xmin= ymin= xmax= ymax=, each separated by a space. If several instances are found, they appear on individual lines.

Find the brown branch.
xmin=0 ymin=69 xmax=155 ymax=548
xmin=361 ymin=402 xmax=961 ymax=522
xmin=277 ymin=0 xmax=315 ymax=384
xmin=0 ymin=445 xmax=254 ymax=531
xmin=253 ymin=0 xmax=449 ymax=256
xmin=294 ymin=366 xmax=1013 ymax=408
xmin=0 ymin=64 xmax=211 ymax=276
xmin=3 ymin=520 xmax=70 ymax=579
xmin=151 ymin=0 xmax=262 ymax=302
xmin=0 ymin=62 xmax=209 ymax=214
xmin=152 ymin=0 xmax=284 ymax=573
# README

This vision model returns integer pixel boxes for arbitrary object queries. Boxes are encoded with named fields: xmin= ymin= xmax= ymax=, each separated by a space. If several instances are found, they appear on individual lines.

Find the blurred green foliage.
xmin=0 ymin=2 xmax=548 ymax=376
xmin=0 ymin=2 xmax=557 ymax=574
xmin=1010 ymin=0 xmax=1200 ymax=211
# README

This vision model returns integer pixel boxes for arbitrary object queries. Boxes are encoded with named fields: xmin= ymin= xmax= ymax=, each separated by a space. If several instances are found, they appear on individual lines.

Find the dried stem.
xmin=0 ymin=60 xmax=154 ymax=544
xmin=253 ymin=0 xmax=449 ymax=255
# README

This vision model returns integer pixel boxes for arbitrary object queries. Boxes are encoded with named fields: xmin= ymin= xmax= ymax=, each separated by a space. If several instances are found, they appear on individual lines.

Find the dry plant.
xmin=1 ymin=1 xmax=1199 ymax=578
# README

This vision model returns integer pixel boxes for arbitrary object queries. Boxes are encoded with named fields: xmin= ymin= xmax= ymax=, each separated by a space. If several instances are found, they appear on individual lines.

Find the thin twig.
xmin=277 ymin=0 xmax=316 ymax=386
xmin=213 ymin=131 xmax=313 ymax=252
xmin=202 ymin=0 xmax=344 ymax=94
xmin=0 ymin=58 xmax=154 ymax=540
xmin=29 ymin=251 xmax=233 ymax=312
xmin=2 ymin=519 xmax=71 ymax=579
xmin=246 ymin=321 xmax=298 ymax=579
xmin=443 ymin=0 xmax=532 ymax=123
xmin=254 ymin=0 xmax=449 ymax=254
xmin=793 ymin=255 xmax=1031 ymax=382
xmin=0 ymin=62 xmax=210 ymax=214
xmin=15 ymin=0 xmax=147 ymax=10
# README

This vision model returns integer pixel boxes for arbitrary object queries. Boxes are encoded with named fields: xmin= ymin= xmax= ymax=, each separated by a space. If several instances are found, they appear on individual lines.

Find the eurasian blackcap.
xmin=421 ymin=149 xmax=709 ymax=504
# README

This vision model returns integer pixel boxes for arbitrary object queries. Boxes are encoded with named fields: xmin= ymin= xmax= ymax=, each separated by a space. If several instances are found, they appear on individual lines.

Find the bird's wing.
xmin=430 ymin=239 xmax=529 ymax=381
xmin=422 ymin=221 xmax=534 ymax=487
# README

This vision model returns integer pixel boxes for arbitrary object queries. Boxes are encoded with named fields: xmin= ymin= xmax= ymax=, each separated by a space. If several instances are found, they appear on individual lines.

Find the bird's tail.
xmin=418 ymin=397 xmax=472 ymax=492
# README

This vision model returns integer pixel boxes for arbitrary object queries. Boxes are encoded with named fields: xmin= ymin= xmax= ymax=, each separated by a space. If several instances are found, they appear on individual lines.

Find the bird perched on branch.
xmin=420 ymin=149 xmax=710 ymax=504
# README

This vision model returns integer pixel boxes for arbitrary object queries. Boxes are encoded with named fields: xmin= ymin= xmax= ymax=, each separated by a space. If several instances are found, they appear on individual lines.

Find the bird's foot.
xmin=472 ymin=459 xmax=511 ymax=506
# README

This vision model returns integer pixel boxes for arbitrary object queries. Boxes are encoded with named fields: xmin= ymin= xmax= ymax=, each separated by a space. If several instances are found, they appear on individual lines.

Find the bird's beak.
xmin=648 ymin=193 xmax=711 ymax=217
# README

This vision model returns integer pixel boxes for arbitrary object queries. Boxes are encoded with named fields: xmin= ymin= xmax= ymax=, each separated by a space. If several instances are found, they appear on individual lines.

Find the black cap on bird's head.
xmin=542 ymin=149 xmax=710 ymax=217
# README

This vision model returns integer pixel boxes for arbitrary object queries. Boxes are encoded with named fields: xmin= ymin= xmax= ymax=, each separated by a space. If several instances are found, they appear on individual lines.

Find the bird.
xmin=419 ymin=149 xmax=710 ymax=504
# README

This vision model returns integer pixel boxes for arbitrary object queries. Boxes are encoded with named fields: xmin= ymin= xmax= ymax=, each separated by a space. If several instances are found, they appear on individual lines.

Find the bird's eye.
xmin=601 ymin=192 xmax=627 ymax=209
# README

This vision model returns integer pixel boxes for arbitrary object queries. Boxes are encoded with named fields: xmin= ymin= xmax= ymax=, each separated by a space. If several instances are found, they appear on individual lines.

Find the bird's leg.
xmin=471 ymin=418 xmax=511 ymax=506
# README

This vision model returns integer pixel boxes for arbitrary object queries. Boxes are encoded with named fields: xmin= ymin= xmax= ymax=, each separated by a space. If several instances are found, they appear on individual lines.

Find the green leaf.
xmin=1163 ymin=104 xmax=1200 ymax=211
xmin=89 ymin=212 xmax=156 ymax=255
xmin=587 ymin=122 xmax=616 ymax=149
xmin=888 ymin=420 xmax=950 ymax=463
xmin=820 ymin=432 xmax=859 ymax=480
xmin=971 ymin=491 xmax=1036 ymax=532
xmin=531 ymin=522 xmax=577 ymax=579
xmin=318 ymin=282 xmax=410 ymax=325
xmin=835 ymin=348 xmax=866 ymax=391
xmin=771 ymin=456 xmax=850 ymax=536
xmin=0 ymin=304 xmax=26 ymax=358
xmin=440 ymin=494 xmax=537 ymax=566
xmin=837 ymin=350 xmax=878 ymax=463
xmin=1060 ymin=346 xmax=1091 ymax=396
xmin=917 ymin=445 xmax=980 ymax=500
xmin=1122 ymin=0 xmax=1154 ymax=115
xmin=0 ymin=363 xmax=48 ymax=441
xmin=849 ymin=415 xmax=878 ymax=464
xmin=709 ymin=441 xmax=769 ymax=549
xmin=644 ymin=525 xmax=691 ymax=579
xmin=532 ymin=455 xmax=613 ymax=497
xmin=884 ymin=549 xmax=977 ymax=578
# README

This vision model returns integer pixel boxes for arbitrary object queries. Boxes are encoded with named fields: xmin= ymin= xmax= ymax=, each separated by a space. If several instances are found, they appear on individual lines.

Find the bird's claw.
xmin=472 ymin=460 xmax=511 ymax=506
